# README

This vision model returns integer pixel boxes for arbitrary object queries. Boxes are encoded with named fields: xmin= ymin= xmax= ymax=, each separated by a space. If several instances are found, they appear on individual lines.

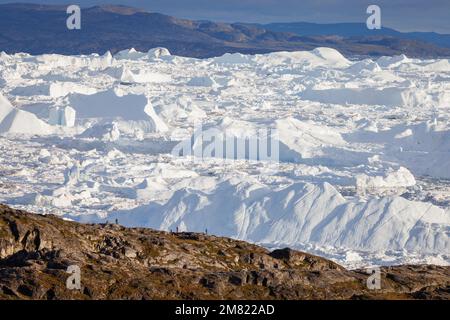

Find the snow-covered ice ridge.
xmin=0 ymin=47 xmax=449 ymax=268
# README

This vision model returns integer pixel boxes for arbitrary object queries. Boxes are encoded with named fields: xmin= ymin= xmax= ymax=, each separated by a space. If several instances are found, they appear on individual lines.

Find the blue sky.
xmin=1 ymin=0 xmax=449 ymax=33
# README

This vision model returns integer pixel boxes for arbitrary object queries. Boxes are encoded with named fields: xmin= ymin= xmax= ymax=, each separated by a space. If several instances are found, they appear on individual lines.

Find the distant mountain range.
xmin=263 ymin=22 xmax=450 ymax=49
xmin=1 ymin=3 xmax=450 ymax=58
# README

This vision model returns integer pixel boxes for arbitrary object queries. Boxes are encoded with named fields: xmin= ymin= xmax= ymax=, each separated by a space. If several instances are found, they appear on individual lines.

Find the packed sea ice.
xmin=0 ymin=47 xmax=449 ymax=268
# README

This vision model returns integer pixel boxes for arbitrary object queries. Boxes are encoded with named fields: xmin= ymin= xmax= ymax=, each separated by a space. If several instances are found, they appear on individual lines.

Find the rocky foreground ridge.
xmin=0 ymin=204 xmax=448 ymax=300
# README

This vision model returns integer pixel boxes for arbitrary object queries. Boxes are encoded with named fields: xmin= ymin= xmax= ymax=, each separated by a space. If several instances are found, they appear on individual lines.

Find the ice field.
xmin=0 ymin=47 xmax=449 ymax=268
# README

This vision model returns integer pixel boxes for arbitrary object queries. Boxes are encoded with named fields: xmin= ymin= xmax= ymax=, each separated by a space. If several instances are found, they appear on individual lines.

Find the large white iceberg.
xmin=0 ymin=93 xmax=53 ymax=134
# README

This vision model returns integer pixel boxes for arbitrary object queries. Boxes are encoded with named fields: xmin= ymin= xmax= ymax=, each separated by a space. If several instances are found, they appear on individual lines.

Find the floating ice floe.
xmin=355 ymin=167 xmax=416 ymax=193
xmin=253 ymin=47 xmax=350 ymax=68
xmin=74 ymin=178 xmax=449 ymax=255
xmin=115 ymin=47 xmax=171 ymax=61
xmin=48 ymin=106 xmax=76 ymax=127
xmin=119 ymin=67 xmax=171 ymax=84
xmin=1 ymin=47 xmax=450 ymax=268
xmin=49 ymin=82 xmax=98 ymax=97
xmin=376 ymin=54 xmax=412 ymax=68
xmin=0 ymin=93 xmax=53 ymax=135
xmin=147 ymin=47 xmax=171 ymax=59
xmin=187 ymin=76 xmax=218 ymax=87
xmin=69 ymin=89 xmax=168 ymax=133
xmin=212 ymin=52 xmax=252 ymax=65
xmin=115 ymin=48 xmax=145 ymax=60
xmin=154 ymin=97 xmax=207 ymax=124
xmin=178 ymin=116 xmax=347 ymax=163
xmin=34 ymin=52 xmax=112 ymax=70
xmin=79 ymin=122 xmax=121 ymax=141
xmin=300 ymin=86 xmax=432 ymax=107
xmin=10 ymin=82 xmax=97 ymax=97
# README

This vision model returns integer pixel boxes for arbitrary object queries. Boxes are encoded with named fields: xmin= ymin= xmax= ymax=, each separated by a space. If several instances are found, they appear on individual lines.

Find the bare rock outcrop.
xmin=0 ymin=204 xmax=448 ymax=300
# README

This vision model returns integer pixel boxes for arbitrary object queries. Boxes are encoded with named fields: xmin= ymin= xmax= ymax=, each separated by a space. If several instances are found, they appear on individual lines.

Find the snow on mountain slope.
xmin=0 ymin=47 xmax=449 ymax=267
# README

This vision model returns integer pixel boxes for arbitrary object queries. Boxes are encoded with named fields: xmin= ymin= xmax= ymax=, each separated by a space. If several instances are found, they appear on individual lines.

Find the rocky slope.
xmin=0 ymin=204 xmax=448 ymax=300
